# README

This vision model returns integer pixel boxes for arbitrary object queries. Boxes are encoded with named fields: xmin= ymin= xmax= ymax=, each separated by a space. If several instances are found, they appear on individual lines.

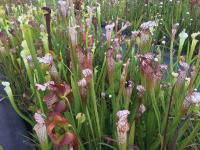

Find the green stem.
xmin=89 ymin=76 xmax=101 ymax=140
xmin=169 ymin=37 xmax=174 ymax=73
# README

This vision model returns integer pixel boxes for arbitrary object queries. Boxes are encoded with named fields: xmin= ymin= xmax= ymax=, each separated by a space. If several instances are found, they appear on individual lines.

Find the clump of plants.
xmin=0 ymin=0 xmax=200 ymax=150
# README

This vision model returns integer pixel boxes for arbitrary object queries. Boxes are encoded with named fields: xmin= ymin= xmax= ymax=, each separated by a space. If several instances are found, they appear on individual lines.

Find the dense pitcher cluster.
xmin=0 ymin=0 xmax=200 ymax=150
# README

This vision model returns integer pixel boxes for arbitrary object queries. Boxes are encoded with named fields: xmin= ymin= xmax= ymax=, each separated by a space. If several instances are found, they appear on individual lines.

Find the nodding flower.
xmin=182 ymin=92 xmax=200 ymax=113
xmin=33 ymin=110 xmax=48 ymax=145
xmin=116 ymin=110 xmax=130 ymax=144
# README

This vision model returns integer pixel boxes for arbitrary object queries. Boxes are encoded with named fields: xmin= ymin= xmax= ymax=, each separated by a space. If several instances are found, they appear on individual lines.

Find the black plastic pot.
xmin=0 ymin=75 xmax=30 ymax=150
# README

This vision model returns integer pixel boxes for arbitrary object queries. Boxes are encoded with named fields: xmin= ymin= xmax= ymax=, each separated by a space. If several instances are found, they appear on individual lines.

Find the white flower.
xmin=154 ymin=58 xmax=159 ymax=62
xmin=161 ymin=40 xmax=166 ymax=45
xmin=186 ymin=12 xmax=190 ymax=15
xmin=175 ymin=23 xmax=179 ymax=26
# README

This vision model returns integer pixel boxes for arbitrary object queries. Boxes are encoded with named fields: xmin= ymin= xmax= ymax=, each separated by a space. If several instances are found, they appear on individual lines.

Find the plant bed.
xmin=0 ymin=0 xmax=200 ymax=150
